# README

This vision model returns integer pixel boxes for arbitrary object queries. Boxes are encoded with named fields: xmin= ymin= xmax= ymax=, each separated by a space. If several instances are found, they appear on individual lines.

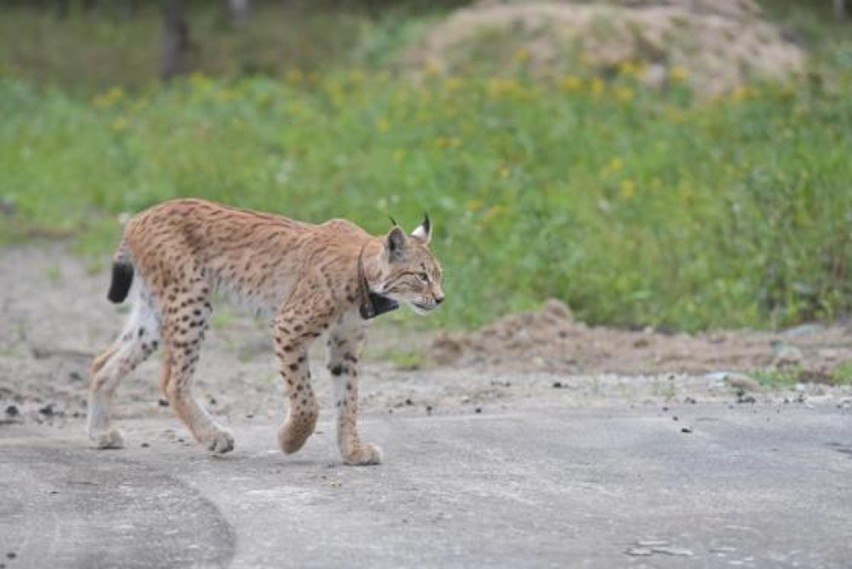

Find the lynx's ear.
xmin=411 ymin=213 xmax=431 ymax=244
xmin=387 ymin=226 xmax=407 ymax=261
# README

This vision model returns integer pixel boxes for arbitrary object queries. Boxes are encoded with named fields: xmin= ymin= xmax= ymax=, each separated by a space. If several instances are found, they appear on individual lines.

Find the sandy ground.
xmin=1 ymin=244 xmax=851 ymax=434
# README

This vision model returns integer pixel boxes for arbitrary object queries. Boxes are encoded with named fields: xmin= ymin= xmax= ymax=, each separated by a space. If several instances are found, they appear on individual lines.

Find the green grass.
xmin=2 ymin=67 xmax=851 ymax=332
xmin=1 ymin=2 xmax=852 ymax=332
xmin=753 ymin=362 xmax=852 ymax=388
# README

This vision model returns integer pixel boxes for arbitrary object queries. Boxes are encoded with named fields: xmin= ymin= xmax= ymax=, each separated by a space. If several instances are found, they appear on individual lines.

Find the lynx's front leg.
xmin=327 ymin=310 xmax=381 ymax=466
xmin=273 ymin=283 xmax=332 ymax=455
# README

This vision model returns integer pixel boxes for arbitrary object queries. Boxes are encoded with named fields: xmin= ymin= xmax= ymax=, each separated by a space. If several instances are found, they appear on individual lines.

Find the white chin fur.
xmin=407 ymin=302 xmax=433 ymax=316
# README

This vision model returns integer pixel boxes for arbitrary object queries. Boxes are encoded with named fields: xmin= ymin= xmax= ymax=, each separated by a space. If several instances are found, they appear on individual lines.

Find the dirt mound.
xmin=408 ymin=0 xmax=804 ymax=96
xmin=430 ymin=299 xmax=852 ymax=379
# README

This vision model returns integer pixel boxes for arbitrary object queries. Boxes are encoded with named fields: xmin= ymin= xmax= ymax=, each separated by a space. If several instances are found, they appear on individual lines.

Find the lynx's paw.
xmin=90 ymin=427 xmax=125 ymax=450
xmin=278 ymin=412 xmax=318 ymax=455
xmin=201 ymin=429 xmax=235 ymax=454
xmin=343 ymin=443 xmax=383 ymax=466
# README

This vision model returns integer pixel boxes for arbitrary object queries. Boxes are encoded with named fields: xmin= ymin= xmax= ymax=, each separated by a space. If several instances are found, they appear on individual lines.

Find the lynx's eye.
xmin=418 ymin=272 xmax=430 ymax=282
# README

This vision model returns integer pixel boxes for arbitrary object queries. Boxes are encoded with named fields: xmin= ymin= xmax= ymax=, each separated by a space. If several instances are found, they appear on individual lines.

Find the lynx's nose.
xmin=435 ymin=296 xmax=444 ymax=306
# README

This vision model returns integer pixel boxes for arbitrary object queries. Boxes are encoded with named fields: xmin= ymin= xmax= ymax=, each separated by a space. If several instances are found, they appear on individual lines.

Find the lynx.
xmin=87 ymin=198 xmax=444 ymax=465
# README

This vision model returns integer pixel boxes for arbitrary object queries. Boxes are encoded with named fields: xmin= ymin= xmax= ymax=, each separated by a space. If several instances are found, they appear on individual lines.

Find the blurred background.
xmin=1 ymin=0 xmax=850 ymax=332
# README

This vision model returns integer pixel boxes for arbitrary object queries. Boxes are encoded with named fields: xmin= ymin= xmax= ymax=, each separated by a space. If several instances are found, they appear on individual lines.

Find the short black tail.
xmin=107 ymin=262 xmax=134 ymax=303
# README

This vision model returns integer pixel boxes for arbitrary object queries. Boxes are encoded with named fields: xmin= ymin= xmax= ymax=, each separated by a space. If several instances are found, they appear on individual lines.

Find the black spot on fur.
xmin=330 ymin=365 xmax=343 ymax=376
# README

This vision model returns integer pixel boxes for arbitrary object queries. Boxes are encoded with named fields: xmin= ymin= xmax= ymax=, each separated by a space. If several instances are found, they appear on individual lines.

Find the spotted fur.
xmin=87 ymin=198 xmax=444 ymax=465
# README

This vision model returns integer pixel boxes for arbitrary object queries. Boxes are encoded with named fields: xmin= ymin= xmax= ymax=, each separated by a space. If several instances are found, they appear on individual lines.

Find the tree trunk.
xmin=836 ymin=0 xmax=847 ymax=20
xmin=161 ymin=0 xmax=191 ymax=80
xmin=55 ymin=0 xmax=70 ymax=19
xmin=228 ymin=0 xmax=250 ymax=26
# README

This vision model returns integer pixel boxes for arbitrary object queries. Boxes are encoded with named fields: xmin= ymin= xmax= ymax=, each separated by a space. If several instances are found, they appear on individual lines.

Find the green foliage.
xmin=1 ymin=1 xmax=851 ymax=331
xmin=2 ymin=66 xmax=851 ymax=332
xmin=753 ymin=363 xmax=852 ymax=387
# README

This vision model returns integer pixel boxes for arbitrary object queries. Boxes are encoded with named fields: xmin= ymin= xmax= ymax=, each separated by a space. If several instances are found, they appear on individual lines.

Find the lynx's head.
xmin=372 ymin=215 xmax=444 ymax=316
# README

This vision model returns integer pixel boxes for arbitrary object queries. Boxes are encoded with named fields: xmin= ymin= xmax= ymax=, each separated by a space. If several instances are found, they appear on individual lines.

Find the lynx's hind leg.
xmin=160 ymin=281 xmax=234 ymax=454
xmin=87 ymin=284 xmax=161 ymax=449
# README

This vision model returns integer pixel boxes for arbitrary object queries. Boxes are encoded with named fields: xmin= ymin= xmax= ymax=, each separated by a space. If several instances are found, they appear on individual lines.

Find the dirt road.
xmin=1 ymin=245 xmax=851 ymax=568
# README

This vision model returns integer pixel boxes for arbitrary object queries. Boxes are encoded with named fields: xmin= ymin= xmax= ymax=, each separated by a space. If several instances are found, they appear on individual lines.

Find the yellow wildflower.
xmin=605 ymin=157 xmax=624 ymax=174
xmin=617 ymin=60 xmax=638 ymax=76
xmin=111 ymin=116 xmax=128 ymax=132
xmin=664 ymin=106 xmax=684 ymax=122
xmin=444 ymin=77 xmax=464 ymax=92
xmin=559 ymin=75 xmax=584 ymax=93
xmin=92 ymin=86 xmax=124 ymax=109
xmin=669 ymin=66 xmax=689 ymax=83
xmin=423 ymin=60 xmax=442 ymax=77
xmin=730 ymin=86 xmax=751 ymax=103
xmin=285 ymin=68 xmax=303 ymax=84
xmin=614 ymin=85 xmax=634 ymax=103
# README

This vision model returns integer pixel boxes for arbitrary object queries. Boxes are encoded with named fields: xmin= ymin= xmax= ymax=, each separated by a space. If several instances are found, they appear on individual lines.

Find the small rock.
xmin=737 ymin=393 xmax=757 ymax=404
xmin=140 ymin=442 xmax=150 ymax=448
xmin=782 ymin=323 xmax=824 ymax=338
xmin=725 ymin=373 xmax=761 ymax=393
xmin=5 ymin=405 xmax=19 ymax=417
xmin=543 ymin=298 xmax=573 ymax=321
xmin=681 ymin=427 xmax=693 ymax=433
xmin=636 ymin=540 xmax=669 ymax=547
xmin=475 ymin=407 xmax=482 ymax=414
xmin=774 ymin=345 xmax=804 ymax=367
xmin=405 ymin=398 xmax=414 ymax=406
xmin=625 ymin=547 xmax=653 ymax=557
xmin=552 ymin=381 xmax=563 ymax=389
xmin=38 ymin=404 xmax=55 ymax=417
xmin=652 ymin=546 xmax=694 ymax=557
xmin=425 ymin=405 xmax=433 ymax=415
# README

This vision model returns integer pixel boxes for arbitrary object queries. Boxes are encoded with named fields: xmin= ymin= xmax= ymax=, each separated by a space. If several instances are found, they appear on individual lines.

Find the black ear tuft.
xmin=411 ymin=212 xmax=432 ymax=244
xmin=387 ymin=226 xmax=406 ymax=260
